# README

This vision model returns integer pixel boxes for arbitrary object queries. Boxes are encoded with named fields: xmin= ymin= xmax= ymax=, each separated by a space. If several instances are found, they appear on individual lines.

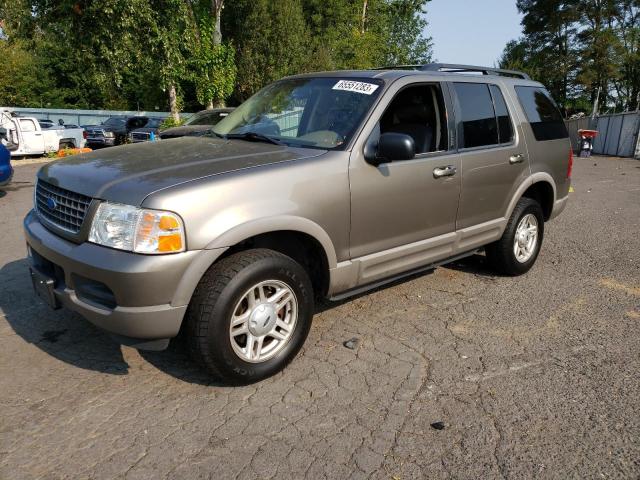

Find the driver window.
xmin=379 ymin=84 xmax=448 ymax=154
xmin=20 ymin=119 xmax=37 ymax=132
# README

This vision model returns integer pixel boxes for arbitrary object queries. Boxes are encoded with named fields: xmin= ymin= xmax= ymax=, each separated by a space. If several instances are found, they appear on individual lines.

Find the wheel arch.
xmin=171 ymin=217 xmax=337 ymax=307
xmin=506 ymin=173 xmax=556 ymax=222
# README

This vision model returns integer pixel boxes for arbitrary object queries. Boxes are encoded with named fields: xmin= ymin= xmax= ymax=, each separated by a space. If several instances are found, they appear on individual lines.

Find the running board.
xmin=329 ymin=249 xmax=480 ymax=302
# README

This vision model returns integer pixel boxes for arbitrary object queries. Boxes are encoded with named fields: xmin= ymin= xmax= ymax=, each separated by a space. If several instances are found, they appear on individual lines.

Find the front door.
xmin=349 ymin=81 xmax=461 ymax=283
xmin=18 ymin=118 xmax=45 ymax=154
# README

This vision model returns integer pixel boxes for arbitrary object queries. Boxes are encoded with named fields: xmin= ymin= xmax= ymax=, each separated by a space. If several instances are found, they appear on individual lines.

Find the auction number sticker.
xmin=332 ymin=80 xmax=380 ymax=95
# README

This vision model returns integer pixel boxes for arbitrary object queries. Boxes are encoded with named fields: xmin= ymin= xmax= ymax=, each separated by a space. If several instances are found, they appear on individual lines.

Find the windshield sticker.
xmin=332 ymin=80 xmax=379 ymax=95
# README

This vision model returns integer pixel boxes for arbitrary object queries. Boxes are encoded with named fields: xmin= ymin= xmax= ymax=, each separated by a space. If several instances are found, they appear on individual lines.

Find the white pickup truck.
xmin=0 ymin=110 xmax=86 ymax=156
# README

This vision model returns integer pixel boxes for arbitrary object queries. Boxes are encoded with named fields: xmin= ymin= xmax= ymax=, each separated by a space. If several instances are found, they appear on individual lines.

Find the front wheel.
xmin=186 ymin=249 xmax=314 ymax=384
xmin=486 ymin=197 xmax=544 ymax=275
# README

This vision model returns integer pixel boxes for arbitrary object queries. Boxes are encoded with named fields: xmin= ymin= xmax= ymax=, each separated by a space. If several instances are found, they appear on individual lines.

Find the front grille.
xmin=35 ymin=180 xmax=92 ymax=234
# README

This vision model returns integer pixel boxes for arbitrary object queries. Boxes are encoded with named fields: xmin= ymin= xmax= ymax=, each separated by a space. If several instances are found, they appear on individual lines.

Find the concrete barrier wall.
xmin=2 ymin=107 xmax=194 ymax=127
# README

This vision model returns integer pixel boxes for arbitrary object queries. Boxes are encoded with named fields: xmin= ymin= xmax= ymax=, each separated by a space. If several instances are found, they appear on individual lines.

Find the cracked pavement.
xmin=1 ymin=155 xmax=639 ymax=479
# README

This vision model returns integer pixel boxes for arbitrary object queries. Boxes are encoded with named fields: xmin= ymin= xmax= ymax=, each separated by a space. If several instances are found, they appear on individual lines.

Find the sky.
xmin=425 ymin=0 xmax=524 ymax=67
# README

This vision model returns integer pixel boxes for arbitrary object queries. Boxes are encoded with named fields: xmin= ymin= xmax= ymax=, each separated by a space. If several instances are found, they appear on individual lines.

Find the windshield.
xmin=185 ymin=111 xmax=228 ymax=126
xmin=212 ymin=77 xmax=384 ymax=149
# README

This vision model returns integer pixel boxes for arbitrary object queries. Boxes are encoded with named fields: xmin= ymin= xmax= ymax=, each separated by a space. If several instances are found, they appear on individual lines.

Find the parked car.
xmin=85 ymin=116 xmax=149 ymax=148
xmin=0 ymin=128 xmax=14 ymax=186
xmin=129 ymin=117 xmax=166 ymax=143
xmin=159 ymin=108 xmax=233 ymax=139
xmin=0 ymin=110 xmax=86 ymax=156
xmin=25 ymin=64 xmax=571 ymax=384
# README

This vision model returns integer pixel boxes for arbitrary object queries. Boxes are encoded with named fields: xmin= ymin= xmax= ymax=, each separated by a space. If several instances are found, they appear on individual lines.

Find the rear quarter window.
xmin=515 ymin=86 xmax=568 ymax=141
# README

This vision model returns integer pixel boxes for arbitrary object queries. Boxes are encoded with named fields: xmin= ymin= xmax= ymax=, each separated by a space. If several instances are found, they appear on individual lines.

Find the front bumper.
xmin=24 ymin=210 xmax=199 ymax=342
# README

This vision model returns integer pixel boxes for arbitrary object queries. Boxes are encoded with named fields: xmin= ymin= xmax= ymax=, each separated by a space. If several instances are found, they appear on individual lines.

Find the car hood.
xmin=160 ymin=125 xmax=213 ymax=138
xmin=38 ymin=136 xmax=326 ymax=206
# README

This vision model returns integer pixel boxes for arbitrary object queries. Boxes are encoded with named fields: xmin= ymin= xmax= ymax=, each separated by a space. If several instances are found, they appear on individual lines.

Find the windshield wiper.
xmin=225 ymin=132 xmax=284 ymax=146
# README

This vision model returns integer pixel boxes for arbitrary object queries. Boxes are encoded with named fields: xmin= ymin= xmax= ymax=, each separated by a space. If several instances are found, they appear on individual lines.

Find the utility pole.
xmin=591 ymin=86 xmax=601 ymax=119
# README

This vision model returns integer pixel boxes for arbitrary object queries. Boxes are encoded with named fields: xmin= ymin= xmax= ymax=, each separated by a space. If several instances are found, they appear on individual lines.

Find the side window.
xmin=515 ymin=86 xmax=568 ymax=141
xmin=19 ymin=119 xmax=37 ymax=132
xmin=453 ymin=83 xmax=498 ymax=149
xmin=378 ymin=83 xmax=448 ymax=155
xmin=489 ymin=85 xmax=514 ymax=144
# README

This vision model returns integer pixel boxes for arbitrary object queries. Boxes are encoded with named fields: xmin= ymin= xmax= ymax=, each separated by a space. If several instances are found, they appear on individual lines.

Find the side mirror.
xmin=366 ymin=132 xmax=415 ymax=166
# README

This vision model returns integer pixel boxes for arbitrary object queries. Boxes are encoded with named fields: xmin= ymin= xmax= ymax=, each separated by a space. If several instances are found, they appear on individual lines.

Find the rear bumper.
xmin=0 ymin=164 xmax=13 ymax=185
xmin=87 ymin=138 xmax=115 ymax=147
xmin=24 ymin=210 xmax=198 ymax=342
xmin=550 ymin=195 xmax=569 ymax=220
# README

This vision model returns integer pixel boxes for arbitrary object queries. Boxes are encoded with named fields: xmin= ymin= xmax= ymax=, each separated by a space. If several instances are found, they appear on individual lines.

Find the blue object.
xmin=0 ymin=143 xmax=13 ymax=186
xmin=150 ymin=131 xmax=156 ymax=141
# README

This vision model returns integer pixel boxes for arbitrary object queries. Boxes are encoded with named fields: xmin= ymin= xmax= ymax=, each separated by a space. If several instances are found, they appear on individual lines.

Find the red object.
xmin=578 ymin=129 xmax=598 ymax=139
xmin=567 ymin=147 xmax=574 ymax=179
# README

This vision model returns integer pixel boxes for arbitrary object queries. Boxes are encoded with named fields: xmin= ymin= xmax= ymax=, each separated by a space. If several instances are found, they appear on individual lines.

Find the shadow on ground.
xmin=2 ymin=253 xmax=496 ymax=384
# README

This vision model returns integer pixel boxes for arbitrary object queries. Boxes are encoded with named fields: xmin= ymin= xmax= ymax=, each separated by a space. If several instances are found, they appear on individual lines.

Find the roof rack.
xmin=375 ymin=63 xmax=531 ymax=80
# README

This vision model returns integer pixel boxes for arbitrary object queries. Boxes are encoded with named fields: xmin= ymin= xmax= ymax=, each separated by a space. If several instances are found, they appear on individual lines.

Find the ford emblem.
xmin=46 ymin=197 xmax=57 ymax=210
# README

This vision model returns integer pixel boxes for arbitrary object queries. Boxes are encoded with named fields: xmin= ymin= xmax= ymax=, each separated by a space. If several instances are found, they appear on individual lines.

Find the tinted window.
xmin=515 ymin=86 xmax=568 ymax=141
xmin=489 ymin=85 xmax=514 ymax=144
xmin=103 ymin=117 xmax=126 ymax=127
xmin=453 ymin=83 xmax=498 ymax=148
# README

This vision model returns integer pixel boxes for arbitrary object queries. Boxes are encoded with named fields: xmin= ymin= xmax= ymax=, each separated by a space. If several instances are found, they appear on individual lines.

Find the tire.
xmin=58 ymin=140 xmax=74 ymax=149
xmin=486 ymin=197 xmax=544 ymax=276
xmin=186 ymin=249 xmax=314 ymax=384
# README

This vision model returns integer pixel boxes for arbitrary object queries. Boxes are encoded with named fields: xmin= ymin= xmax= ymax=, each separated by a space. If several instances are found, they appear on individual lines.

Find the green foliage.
xmin=159 ymin=117 xmax=184 ymax=129
xmin=502 ymin=0 xmax=640 ymax=114
xmin=1 ymin=0 xmax=434 ymax=112
xmin=191 ymin=23 xmax=237 ymax=107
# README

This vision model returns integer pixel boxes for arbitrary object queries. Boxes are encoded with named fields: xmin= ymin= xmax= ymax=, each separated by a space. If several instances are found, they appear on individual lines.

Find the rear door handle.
xmin=433 ymin=165 xmax=457 ymax=178
xmin=509 ymin=153 xmax=525 ymax=164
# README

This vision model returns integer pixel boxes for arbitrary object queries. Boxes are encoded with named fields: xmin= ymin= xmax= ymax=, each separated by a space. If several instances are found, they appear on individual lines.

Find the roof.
xmin=287 ymin=63 xmax=542 ymax=86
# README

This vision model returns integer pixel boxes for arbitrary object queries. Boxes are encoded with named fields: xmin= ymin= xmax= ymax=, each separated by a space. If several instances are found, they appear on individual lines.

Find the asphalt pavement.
xmin=0 ymin=155 xmax=638 ymax=479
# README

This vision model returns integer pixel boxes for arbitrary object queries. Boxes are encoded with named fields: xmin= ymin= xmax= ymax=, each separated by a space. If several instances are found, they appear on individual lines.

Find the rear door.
xmin=450 ymin=82 xmax=529 ymax=229
xmin=18 ymin=119 xmax=45 ymax=154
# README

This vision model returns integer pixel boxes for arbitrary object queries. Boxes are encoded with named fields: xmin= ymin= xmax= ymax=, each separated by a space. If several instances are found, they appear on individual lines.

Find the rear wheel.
xmin=486 ymin=197 xmax=544 ymax=275
xmin=186 ymin=249 xmax=314 ymax=384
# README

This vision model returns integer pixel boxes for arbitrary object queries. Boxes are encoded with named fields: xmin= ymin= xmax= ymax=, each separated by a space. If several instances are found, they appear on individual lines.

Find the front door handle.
xmin=509 ymin=153 xmax=525 ymax=164
xmin=433 ymin=165 xmax=457 ymax=178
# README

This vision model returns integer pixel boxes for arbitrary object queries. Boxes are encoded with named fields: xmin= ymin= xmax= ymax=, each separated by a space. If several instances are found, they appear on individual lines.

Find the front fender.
xmin=205 ymin=215 xmax=338 ymax=269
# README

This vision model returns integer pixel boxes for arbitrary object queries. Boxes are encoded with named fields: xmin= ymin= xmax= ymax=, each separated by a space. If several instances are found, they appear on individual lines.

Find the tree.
xmin=501 ymin=0 xmax=639 ymax=115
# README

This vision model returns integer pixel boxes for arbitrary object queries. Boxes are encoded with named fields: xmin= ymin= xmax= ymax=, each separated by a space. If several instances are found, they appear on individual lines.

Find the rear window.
xmin=515 ymin=86 xmax=568 ymax=141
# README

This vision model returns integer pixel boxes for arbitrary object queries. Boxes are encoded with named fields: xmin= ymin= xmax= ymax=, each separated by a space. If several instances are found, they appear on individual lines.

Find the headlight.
xmin=104 ymin=131 xmax=115 ymax=138
xmin=88 ymin=202 xmax=185 ymax=254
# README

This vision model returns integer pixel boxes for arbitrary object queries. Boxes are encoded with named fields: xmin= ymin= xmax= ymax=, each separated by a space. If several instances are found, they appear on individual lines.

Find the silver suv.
xmin=25 ymin=64 xmax=572 ymax=383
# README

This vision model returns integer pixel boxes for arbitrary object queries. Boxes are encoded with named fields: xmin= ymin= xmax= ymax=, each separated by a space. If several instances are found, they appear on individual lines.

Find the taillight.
xmin=567 ymin=147 xmax=573 ymax=179
xmin=83 ymin=131 xmax=88 ymax=139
